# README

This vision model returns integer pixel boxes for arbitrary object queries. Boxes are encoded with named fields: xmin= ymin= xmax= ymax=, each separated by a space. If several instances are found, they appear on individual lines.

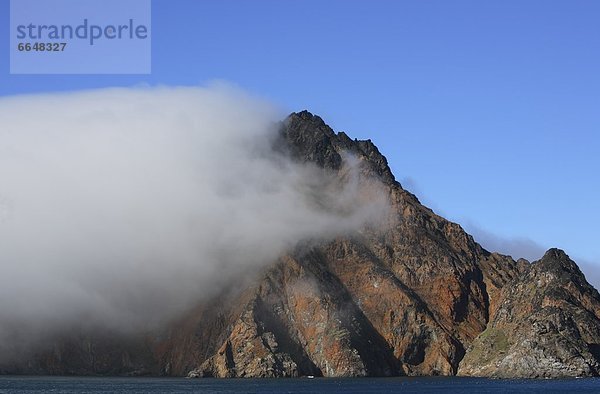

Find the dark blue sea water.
xmin=1 ymin=376 xmax=599 ymax=393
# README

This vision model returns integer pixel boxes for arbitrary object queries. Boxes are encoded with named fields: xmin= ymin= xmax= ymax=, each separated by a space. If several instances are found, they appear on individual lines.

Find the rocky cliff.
xmin=459 ymin=249 xmax=600 ymax=378
xmin=2 ymin=111 xmax=599 ymax=378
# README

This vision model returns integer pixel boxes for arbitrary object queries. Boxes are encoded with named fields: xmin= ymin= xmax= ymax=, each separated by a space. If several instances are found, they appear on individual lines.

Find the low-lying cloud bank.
xmin=0 ymin=85 xmax=389 ymax=355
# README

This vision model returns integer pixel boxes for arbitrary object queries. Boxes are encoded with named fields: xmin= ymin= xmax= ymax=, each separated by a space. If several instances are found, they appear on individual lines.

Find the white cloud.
xmin=0 ymin=85 xmax=389 ymax=356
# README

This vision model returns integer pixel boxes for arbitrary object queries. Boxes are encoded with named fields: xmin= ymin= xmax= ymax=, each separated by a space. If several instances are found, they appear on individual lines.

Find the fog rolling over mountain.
xmin=0 ymin=88 xmax=599 ymax=378
xmin=0 ymin=87 xmax=390 ymax=360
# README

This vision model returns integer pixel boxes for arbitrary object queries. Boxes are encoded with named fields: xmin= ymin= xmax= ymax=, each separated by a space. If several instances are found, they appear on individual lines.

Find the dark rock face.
xmin=459 ymin=249 xmax=600 ymax=378
xmin=276 ymin=111 xmax=396 ymax=183
xmin=2 ymin=111 xmax=598 ymax=378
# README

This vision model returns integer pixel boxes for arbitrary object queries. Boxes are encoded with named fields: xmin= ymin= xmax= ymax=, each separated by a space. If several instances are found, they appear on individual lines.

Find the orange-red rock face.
xmin=156 ymin=111 xmax=532 ymax=378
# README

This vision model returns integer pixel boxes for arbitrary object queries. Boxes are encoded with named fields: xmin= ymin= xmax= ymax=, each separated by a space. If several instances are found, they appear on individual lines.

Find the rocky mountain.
xmin=459 ymin=249 xmax=600 ymax=378
xmin=2 ymin=111 xmax=599 ymax=378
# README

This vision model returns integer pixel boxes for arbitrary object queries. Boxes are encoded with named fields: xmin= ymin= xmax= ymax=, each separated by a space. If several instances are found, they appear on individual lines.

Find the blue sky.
xmin=1 ymin=1 xmax=598 ymax=272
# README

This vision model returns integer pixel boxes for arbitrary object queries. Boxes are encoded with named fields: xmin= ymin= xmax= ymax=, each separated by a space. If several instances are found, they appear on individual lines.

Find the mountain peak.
xmin=279 ymin=111 xmax=397 ymax=183
xmin=286 ymin=110 xmax=335 ymax=137
xmin=291 ymin=109 xmax=324 ymax=121
xmin=534 ymin=248 xmax=587 ymax=283
xmin=542 ymin=248 xmax=569 ymax=260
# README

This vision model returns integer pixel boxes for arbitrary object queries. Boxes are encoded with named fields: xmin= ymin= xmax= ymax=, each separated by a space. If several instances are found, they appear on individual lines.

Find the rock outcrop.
xmin=2 ymin=111 xmax=598 ymax=378
xmin=459 ymin=249 xmax=600 ymax=378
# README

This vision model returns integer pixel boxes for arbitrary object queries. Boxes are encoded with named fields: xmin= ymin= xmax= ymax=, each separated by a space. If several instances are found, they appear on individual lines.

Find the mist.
xmin=0 ymin=85 xmax=390 ymax=356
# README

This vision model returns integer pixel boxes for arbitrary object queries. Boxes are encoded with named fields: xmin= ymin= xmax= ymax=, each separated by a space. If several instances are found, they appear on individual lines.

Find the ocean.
xmin=0 ymin=376 xmax=599 ymax=393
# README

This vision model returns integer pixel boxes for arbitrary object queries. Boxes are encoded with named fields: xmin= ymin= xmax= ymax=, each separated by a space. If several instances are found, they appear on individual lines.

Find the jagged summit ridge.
xmin=280 ymin=111 xmax=397 ymax=184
